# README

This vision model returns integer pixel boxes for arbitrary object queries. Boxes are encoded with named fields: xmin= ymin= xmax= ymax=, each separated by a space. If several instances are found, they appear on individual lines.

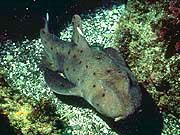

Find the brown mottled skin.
xmin=40 ymin=14 xmax=142 ymax=121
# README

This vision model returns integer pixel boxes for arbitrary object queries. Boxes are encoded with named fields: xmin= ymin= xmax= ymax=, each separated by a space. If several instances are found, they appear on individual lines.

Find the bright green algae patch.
xmin=0 ymin=72 xmax=67 ymax=134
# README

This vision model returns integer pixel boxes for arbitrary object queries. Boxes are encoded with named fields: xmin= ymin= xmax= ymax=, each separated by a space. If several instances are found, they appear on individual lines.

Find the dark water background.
xmin=0 ymin=0 xmax=127 ymax=42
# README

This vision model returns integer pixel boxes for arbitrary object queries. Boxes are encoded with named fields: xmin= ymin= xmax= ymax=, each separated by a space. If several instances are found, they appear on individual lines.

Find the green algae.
xmin=0 ymin=70 xmax=68 ymax=135
xmin=115 ymin=0 xmax=180 ymax=118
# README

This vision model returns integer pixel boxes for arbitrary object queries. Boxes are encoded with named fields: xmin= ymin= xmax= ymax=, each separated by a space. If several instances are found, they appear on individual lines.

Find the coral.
xmin=116 ymin=0 xmax=180 ymax=118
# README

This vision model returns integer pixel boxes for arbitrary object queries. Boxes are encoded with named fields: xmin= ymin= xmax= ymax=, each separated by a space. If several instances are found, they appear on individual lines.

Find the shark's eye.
xmin=93 ymin=84 xmax=96 ymax=88
xmin=102 ymin=93 xmax=105 ymax=97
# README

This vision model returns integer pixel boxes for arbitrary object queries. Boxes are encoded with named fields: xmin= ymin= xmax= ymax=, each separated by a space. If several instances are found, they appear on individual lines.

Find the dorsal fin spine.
xmin=44 ymin=12 xmax=49 ymax=33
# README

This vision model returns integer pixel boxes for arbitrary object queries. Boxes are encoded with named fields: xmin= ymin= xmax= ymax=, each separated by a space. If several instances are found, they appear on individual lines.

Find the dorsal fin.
xmin=72 ymin=14 xmax=90 ymax=48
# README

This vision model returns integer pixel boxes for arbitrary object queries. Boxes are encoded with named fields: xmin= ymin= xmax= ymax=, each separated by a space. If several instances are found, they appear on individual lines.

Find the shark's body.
xmin=40 ymin=14 xmax=142 ymax=121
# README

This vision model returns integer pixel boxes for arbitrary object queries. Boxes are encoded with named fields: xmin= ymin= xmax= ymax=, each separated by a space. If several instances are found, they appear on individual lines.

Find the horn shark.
xmin=40 ymin=13 xmax=142 ymax=121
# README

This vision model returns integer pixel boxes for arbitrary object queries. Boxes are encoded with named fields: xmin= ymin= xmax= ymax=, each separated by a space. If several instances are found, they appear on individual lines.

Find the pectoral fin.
xmin=44 ymin=68 xmax=82 ymax=96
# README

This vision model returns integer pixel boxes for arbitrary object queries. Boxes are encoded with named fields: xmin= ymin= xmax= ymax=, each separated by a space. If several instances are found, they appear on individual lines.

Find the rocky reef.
xmin=115 ymin=0 xmax=180 ymax=119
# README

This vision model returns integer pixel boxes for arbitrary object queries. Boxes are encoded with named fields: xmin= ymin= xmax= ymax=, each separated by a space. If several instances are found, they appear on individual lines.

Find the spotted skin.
xmin=40 ymin=14 xmax=142 ymax=121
